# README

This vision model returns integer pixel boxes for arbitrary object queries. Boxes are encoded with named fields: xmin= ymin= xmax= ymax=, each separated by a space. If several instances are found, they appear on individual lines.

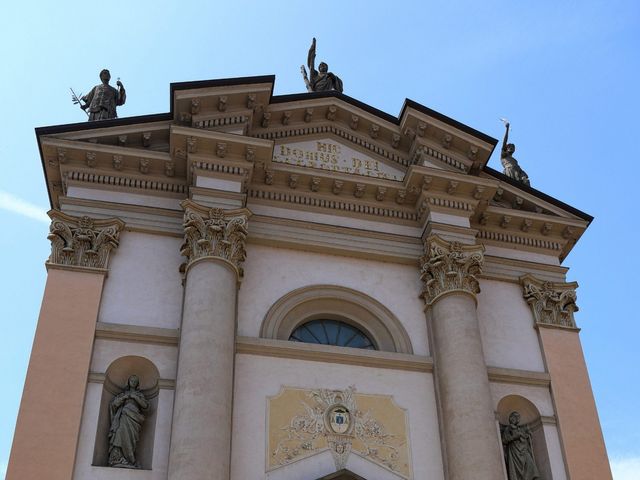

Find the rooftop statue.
xmin=71 ymin=69 xmax=126 ymax=121
xmin=500 ymin=119 xmax=530 ymax=186
xmin=301 ymin=38 xmax=343 ymax=93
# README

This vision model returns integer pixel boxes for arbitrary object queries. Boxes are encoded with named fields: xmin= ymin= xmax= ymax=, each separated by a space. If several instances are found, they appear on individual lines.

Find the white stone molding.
xmin=46 ymin=210 xmax=124 ymax=269
xmin=260 ymin=284 xmax=413 ymax=354
xmin=180 ymin=199 xmax=250 ymax=278
xmin=420 ymin=235 xmax=484 ymax=305
xmin=521 ymin=274 xmax=579 ymax=329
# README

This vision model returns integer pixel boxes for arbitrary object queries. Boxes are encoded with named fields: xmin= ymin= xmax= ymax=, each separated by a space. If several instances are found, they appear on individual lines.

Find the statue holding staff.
xmin=72 ymin=69 xmax=126 ymax=121
xmin=301 ymin=38 xmax=343 ymax=93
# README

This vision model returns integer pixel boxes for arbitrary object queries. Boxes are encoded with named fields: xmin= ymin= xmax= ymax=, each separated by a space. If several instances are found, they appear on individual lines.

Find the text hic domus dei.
xmin=268 ymin=387 xmax=411 ymax=479
xmin=273 ymin=139 xmax=405 ymax=180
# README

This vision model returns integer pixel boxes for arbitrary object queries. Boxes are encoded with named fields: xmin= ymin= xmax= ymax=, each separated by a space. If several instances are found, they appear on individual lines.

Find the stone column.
xmin=420 ymin=235 xmax=504 ymax=480
xmin=7 ymin=212 xmax=124 ymax=480
xmin=168 ymin=200 xmax=250 ymax=480
xmin=521 ymin=275 xmax=612 ymax=479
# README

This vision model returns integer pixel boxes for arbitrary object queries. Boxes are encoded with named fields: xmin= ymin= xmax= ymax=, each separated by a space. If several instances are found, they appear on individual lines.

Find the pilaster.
xmin=7 ymin=212 xmax=124 ymax=480
xmin=521 ymin=275 xmax=612 ymax=480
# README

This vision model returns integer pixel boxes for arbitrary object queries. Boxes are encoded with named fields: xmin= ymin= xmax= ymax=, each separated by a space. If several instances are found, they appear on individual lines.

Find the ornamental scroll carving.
xmin=179 ymin=200 xmax=250 ymax=277
xmin=420 ymin=235 xmax=484 ymax=305
xmin=47 ymin=211 xmax=124 ymax=269
xmin=521 ymin=274 xmax=579 ymax=328
xmin=268 ymin=386 xmax=411 ymax=478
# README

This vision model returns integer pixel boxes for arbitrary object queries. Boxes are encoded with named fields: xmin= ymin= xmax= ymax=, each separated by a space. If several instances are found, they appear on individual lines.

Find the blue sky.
xmin=1 ymin=1 xmax=638 ymax=478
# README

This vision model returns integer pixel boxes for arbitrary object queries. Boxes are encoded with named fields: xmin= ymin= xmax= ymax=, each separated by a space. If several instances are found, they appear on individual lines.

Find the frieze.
xmin=420 ymin=235 xmax=484 ymax=305
xmin=180 ymin=200 xmax=250 ymax=278
xmin=268 ymin=386 xmax=411 ymax=478
xmin=47 ymin=211 xmax=124 ymax=269
xmin=521 ymin=274 xmax=579 ymax=328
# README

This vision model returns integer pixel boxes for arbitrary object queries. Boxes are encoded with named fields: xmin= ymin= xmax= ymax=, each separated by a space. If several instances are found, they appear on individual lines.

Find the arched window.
xmin=289 ymin=319 xmax=376 ymax=349
xmin=261 ymin=285 xmax=413 ymax=354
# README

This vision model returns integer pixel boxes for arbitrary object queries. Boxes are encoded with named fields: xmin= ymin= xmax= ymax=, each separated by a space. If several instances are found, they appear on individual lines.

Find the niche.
xmin=92 ymin=355 xmax=160 ymax=470
xmin=497 ymin=395 xmax=553 ymax=480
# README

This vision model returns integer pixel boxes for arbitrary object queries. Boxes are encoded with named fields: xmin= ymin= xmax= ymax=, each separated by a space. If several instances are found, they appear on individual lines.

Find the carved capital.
xmin=47 ymin=211 xmax=124 ymax=269
xmin=420 ymin=235 xmax=484 ymax=305
xmin=521 ymin=274 xmax=579 ymax=329
xmin=180 ymin=200 xmax=250 ymax=278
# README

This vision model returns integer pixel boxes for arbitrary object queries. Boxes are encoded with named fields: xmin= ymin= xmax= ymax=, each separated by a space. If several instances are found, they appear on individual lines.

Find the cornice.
xmin=486 ymin=366 xmax=551 ymax=387
xmin=95 ymin=321 xmax=180 ymax=346
xmin=236 ymin=336 xmax=432 ymax=372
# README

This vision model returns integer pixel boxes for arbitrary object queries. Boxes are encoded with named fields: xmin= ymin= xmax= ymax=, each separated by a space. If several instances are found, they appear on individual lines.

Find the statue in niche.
xmin=72 ymin=69 xmax=126 ymax=121
xmin=108 ymin=375 xmax=149 ymax=468
xmin=501 ymin=411 xmax=540 ymax=480
xmin=301 ymin=38 xmax=343 ymax=93
xmin=500 ymin=119 xmax=530 ymax=186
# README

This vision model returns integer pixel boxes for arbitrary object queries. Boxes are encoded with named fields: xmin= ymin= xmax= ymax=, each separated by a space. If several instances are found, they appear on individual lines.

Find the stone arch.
xmin=92 ymin=356 xmax=160 ymax=470
xmin=260 ymin=284 xmax=413 ymax=354
xmin=497 ymin=394 xmax=552 ymax=480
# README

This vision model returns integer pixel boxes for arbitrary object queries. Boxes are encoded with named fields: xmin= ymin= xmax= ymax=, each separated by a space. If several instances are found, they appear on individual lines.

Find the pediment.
xmin=272 ymin=136 xmax=406 ymax=181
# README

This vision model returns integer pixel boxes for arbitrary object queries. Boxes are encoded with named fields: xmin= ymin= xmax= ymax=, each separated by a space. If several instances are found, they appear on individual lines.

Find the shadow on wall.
xmin=92 ymin=355 xmax=160 ymax=470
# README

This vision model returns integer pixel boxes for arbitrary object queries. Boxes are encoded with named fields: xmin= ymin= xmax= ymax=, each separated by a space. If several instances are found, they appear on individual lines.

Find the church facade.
xmin=7 ymin=75 xmax=611 ymax=479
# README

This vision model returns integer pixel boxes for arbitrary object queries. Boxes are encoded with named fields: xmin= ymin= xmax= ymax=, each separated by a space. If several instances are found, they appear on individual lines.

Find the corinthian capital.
xmin=420 ymin=235 xmax=484 ymax=305
xmin=180 ymin=200 xmax=250 ymax=278
xmin=47 ymin=211 xmax=125 ymax=269
xmin=521 ymin=274 xmax=579 ymax=329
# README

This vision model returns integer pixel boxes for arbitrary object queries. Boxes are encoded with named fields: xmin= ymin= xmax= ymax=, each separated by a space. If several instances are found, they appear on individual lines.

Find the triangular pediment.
xmin=272 ymin=136 xmax=407 ymax=181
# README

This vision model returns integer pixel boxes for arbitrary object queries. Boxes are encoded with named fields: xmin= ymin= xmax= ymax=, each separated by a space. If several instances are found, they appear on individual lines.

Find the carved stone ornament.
xmin=521 ymin=274 xmax=579 ymax=328
xmin=179 ymin=200 xmax=250 ymax=278
xmin=47 ymin=211 xmax=124 ymax=269
xmin=269 ymin=386 xmax=410 ymax=476
xmin=420 ymin=235 xmax=484 ymax=305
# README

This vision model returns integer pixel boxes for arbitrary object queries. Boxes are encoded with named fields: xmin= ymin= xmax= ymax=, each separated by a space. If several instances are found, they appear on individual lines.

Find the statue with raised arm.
xmin=301 ymin=38 xmax=343 ymax=93
xmin=501 ymin=411 xmax=540 ymax=480
xmin=77 ymin=69 xmax=126 ymax=121
xmin=500 ymin=119 xmax=530 ymax=186
xmin=108 ymin=375 xmax=149 ymax=468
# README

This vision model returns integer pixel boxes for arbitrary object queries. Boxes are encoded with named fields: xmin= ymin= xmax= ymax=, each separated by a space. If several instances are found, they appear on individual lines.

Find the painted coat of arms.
xmin=267 ymin=386 xmax=411 ymax=479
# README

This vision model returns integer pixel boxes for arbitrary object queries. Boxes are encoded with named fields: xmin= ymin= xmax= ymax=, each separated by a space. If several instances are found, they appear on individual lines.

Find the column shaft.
xmin=430 ymin=294 xmax=505 ymax=479
xmin=168 ymin=259 xmax=237 ymax=479
xmin=168 ymin=201 xmax=250 ymax=480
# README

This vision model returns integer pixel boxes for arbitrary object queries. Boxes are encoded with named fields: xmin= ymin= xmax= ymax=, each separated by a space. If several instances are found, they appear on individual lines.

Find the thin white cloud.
xmin=611 ymin=456 xmax=640 ymax=480
xmin=0 ymin=190 xmax=49 ymax=224
xmin=0 ymin=461 xmax=6 ymax=478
